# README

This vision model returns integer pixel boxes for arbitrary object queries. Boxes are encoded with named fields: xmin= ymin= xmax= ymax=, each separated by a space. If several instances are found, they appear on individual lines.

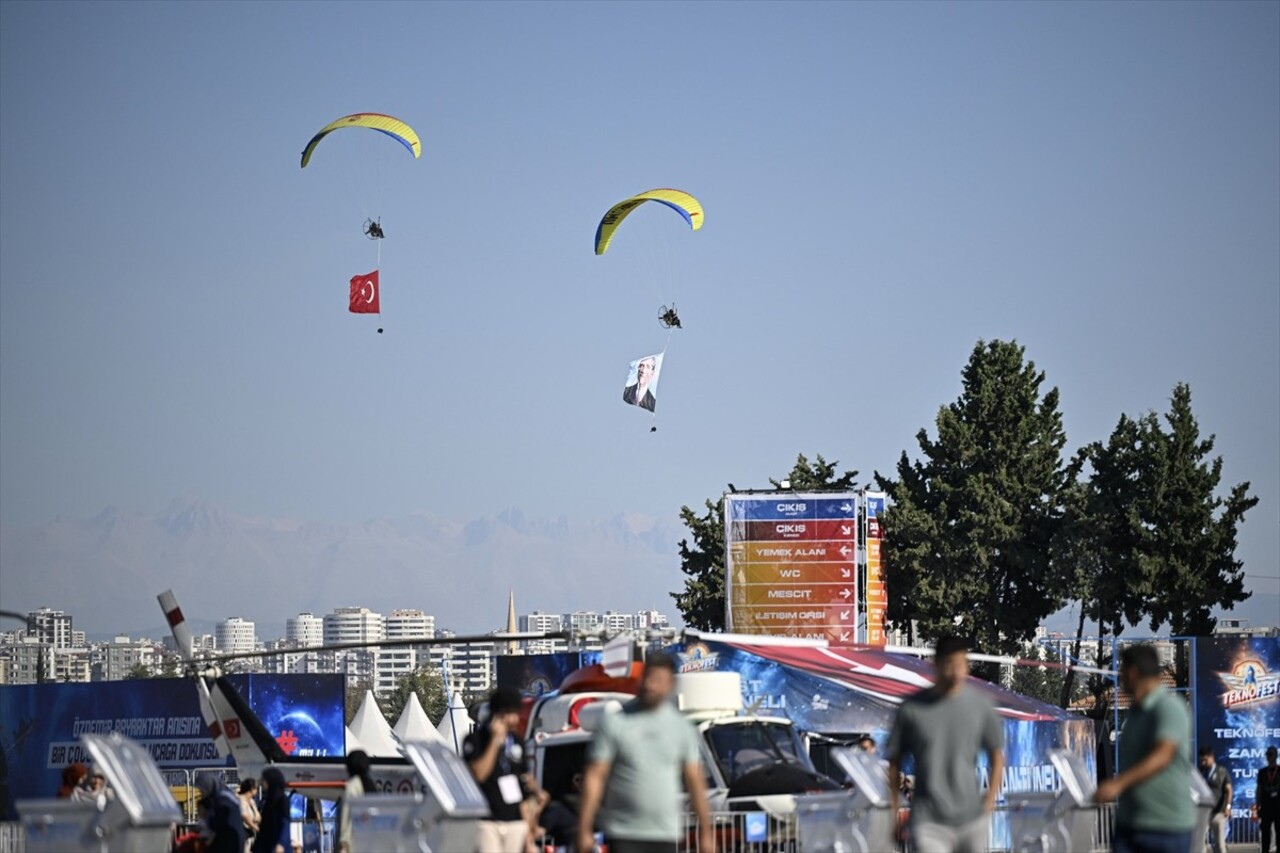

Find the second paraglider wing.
xmin=594 ymin=189 xmax=703 ymax=256
xmin=300 ymin=113 xmax=422 ymax=169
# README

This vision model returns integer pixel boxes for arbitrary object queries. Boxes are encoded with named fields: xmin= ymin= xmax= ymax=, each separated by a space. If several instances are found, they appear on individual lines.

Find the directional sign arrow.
xmin=839 ymin=503 xmax=852 ymax=512
xmin=840 ymin=567 xmax=852 ymax=579
xmin=839 ymin=588 xmax=852 ymax=599
xmin=841 ymin=525 xmax=852 ymax=536
xmin=840 ymin=610 xmax=851 ymax=620
xmin=839 ymin=545 xmax=852 ymax=557
xmin=839 ymin=632 xmax=851 ymax=642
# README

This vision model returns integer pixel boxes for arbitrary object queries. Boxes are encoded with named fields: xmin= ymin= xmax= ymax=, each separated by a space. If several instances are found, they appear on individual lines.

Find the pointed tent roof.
xmin=349 ymin=690 xmax=401 ymax=757
xmin=345 ymin=725 xmax=366 ymax=756
xmin=436 ymin=690 xmax=474 ymax=754
xmin=393 ymin=692 xmax=445 ymax=745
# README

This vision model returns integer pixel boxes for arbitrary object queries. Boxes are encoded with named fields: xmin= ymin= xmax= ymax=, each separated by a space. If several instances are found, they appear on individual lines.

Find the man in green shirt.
xmin=1095 ymin=643 xmax=1193 ymax=853
xmin=578 ymin=654 xmax=714 ymax=853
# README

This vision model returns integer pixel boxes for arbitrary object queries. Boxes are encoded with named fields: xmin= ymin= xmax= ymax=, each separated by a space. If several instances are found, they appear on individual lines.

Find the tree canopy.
xmin=875 ymin=340 xmax=1073 ymax=655
xmin=382 ymin=665 xmax=448 ymax=726
xmin=1078 ymin=383 xmax=1257 ymax=640
xmin=667 ymin=342 xmax=1257 ymax=695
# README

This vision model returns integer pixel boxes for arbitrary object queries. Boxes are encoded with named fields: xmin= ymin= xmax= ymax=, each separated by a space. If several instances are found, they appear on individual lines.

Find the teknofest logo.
xmin=679 ymin=642 xmax=720 ymax=673
xmin=1217 ymin=658 xmax=1280 ymax=710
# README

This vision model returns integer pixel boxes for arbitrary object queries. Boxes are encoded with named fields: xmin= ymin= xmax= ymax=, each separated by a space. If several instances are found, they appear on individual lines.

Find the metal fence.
xmin=1 ymin=803 xmax=1264 ymax=853
xmin=0 ymin=822 xmax=21 ymax=853
xmin=0 ymin=819 xmax=333 ymax=853
xmin=676 ymin=805 xmax=803 ymax=853
xmin=675 ymin=800 xmax=1121 ymax=853
xmin=1226 ymin=814 xmax=1260 ymax=847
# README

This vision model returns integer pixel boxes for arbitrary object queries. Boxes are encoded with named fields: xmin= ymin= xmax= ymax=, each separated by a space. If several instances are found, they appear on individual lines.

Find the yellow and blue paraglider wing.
xmin=300 ymin=113 xmax=421 ymax=169
xmin=594 ymin=189 xmax=703 ymax=255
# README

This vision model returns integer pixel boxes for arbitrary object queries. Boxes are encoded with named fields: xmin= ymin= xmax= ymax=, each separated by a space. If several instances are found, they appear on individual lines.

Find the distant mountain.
xmin=0 ymin=497 xmax=687 ymax=637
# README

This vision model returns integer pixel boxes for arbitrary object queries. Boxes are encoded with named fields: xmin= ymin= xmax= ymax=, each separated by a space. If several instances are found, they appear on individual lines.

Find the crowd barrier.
xmin=675 ymin=800 xmax=1123 ymax=853
xmin=3 ymin=800 xmax=1268 ymax=852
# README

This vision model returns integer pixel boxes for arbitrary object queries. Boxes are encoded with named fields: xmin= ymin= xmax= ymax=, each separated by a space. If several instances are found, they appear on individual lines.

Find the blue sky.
xmin=1 ymin=2 xmax=1277 ymax=624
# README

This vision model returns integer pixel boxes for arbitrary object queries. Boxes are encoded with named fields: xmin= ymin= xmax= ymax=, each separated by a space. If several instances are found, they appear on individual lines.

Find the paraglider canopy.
xmin=594 ymin=189 xmax=703 ymax=255
xmin=300 ymin=113 xmax=422 ymax=168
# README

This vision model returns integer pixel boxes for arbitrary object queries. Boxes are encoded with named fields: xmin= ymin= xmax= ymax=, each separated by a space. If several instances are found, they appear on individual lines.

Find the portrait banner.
xmin=622 ymin=351 xmax=664 ymax=413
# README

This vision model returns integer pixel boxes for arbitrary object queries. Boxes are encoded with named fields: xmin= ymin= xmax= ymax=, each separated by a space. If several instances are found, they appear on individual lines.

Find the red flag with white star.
xmin=349 ymin=270 xmax=380 ymax=314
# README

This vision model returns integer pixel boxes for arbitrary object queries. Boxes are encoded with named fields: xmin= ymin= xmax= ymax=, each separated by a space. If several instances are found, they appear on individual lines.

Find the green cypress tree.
xmin=1142 ymin=384 xmax=1257 ymax=636
xmin=876 ymin=340 xmax=1072 ymax=655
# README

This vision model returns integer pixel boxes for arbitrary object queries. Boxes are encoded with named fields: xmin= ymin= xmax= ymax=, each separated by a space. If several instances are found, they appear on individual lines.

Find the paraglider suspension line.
xmin=651 ymin=332 xmax=672 ymax=433
xmin=376 ymin=240 xmax=383 ymax=334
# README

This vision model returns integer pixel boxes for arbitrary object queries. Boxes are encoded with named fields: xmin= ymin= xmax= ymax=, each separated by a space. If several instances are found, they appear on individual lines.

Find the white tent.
xmin=436 ymin=690 xmax=473 ymax=755
xmin=348 ymin=690 xmax=401 ymax=758
xmin=344 ymin=725 xmax=366 ymax=756
xmin=393 ymin=693 xmax=445 ymax=745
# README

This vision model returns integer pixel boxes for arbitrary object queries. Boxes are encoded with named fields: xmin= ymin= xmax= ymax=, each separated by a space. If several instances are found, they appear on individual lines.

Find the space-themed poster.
xmin=0 ymin=673 xmax=343 ymax=819
xmin=1194 ymin=636 xmax=1280 ymax=818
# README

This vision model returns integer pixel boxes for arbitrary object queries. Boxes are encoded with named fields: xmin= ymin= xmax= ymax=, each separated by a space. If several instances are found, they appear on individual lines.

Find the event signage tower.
xmin=863 ymin=491 xmax=888 ymax=646
xmin=724 ymin=492 xmax=859 ymax=644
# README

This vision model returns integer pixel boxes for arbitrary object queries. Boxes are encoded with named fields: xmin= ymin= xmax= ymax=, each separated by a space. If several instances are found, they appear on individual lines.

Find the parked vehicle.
xmin=524 ymin=663 xmax=840 ymax=830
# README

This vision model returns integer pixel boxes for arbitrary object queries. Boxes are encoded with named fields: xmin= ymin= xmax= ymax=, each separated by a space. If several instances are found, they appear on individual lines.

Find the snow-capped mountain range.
xmin=0 ymin=497 xmax=686 ymax=638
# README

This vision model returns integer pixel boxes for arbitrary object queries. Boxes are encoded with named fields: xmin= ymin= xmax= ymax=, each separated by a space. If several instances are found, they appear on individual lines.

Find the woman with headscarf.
xmin=337 ymin=750 xmax=376 ymax=853
xmin=251 ymin=767 xmax=292 ymax=853
xmin=195 ymin=772 xmax=246 ymax=853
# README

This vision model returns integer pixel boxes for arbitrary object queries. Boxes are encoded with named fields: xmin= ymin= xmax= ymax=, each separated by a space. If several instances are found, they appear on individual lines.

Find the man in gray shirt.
xmin=578 ymin=654 xmax=714 ymax=853
xmin=887 ymin=635 xmax=1005 ymax=853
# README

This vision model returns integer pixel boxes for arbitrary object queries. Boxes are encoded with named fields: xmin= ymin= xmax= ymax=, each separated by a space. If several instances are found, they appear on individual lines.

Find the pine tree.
xmin=1142 ymin=384 xmax=1257 ymax=635
xmin=876 ymin=340 xmax=1072 ymax=655
xmin=1074 ymin=412 xmax=1164 ymax=660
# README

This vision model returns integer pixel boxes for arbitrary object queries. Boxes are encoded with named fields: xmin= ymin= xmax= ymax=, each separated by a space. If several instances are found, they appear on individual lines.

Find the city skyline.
xmin=1 ymin=600 xmax=673 ymax=648
xmin=0 ymin=601 xmax=674 ymax=698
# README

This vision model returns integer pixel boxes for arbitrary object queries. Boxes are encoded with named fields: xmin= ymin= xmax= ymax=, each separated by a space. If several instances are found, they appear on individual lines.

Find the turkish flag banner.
xmin=349 ymin=270 xmax=380 ymax=313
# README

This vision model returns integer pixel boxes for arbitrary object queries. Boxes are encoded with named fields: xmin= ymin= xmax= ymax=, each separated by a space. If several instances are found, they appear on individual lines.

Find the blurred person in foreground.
xmin=1094 ymin=644 xmax=1193 ymax=853
xmin=577 ymin=653 xmax=713 ymax=853
xmin=887 ymin=635 xmax=1004 ymax=853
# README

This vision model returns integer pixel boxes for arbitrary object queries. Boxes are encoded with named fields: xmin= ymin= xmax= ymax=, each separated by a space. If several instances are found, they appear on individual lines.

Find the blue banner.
xmin=0 ymin=674 xmax=343 ymax=819
xmin=1195 ymin=637 xmax=1280 ymax=819
xmin=727 ymin=495 xmax=857 ymax=523
xmin=496 ymin=653 xmax=600 ymax=696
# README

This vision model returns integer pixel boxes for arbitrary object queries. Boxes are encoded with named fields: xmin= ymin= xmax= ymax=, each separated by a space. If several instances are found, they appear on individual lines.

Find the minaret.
xmin=505 ymin=589 xmax=518 ymax=655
